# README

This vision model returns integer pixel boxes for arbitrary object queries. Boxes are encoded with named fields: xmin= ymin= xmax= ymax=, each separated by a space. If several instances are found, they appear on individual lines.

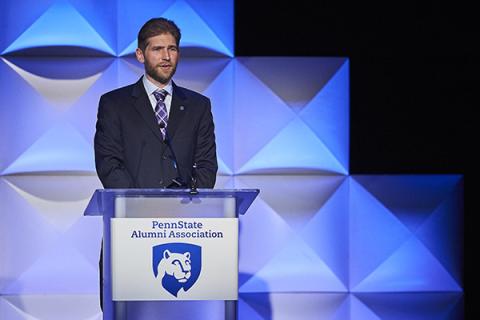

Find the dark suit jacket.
xmin=94 ymin=77 xmax=217 ymax=189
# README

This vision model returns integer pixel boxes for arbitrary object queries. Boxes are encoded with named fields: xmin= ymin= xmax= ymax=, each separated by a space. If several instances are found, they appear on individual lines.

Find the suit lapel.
xmin=167 ymin=82 xmax=188 ymax=140
xmin=131 ymin=78 xmax=164 ymax=143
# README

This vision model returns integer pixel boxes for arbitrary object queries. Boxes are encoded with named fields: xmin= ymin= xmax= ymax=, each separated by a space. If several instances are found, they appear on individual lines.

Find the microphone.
xmin=189 ymin=162 xmax=199 ymax=195
xmin=159 ymin=123 xmax=185 ymax=188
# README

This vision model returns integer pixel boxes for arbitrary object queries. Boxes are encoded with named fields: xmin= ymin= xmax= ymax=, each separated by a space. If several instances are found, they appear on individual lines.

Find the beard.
xmin=144 ymin=60 xmax=177 ymax=85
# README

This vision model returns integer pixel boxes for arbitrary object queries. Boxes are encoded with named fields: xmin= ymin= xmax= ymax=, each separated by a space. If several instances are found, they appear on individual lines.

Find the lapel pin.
xmin=179 ymin=106 xmax=185 ymax=111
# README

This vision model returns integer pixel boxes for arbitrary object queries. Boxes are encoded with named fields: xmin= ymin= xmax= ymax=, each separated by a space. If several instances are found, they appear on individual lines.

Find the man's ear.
xmin=135 ymin=48 xmax=145 ymax=64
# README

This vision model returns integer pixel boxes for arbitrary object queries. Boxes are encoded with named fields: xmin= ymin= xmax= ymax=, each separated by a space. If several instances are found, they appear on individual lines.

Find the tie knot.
xmin=153 ymin=89 xmax=167 ymax=102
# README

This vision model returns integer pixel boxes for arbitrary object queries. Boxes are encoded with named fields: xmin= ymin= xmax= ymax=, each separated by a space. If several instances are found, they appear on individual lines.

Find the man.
xmin=93 ymin=17 xmax=218 ymax=309
xmin=94 ymin=17 xmax=217 ymax=190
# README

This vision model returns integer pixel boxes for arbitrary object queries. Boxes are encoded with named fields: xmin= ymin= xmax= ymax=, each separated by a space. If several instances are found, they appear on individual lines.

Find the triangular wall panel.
xmin=2 ymin=122 xmax=96 ymax=174
xmin=237 ymin=117 xmax=347 ymax=174
xmin=301 ymin=178 xmax=349 ymax=288
xmin=118 ymin=0 xmax=232 ymax=56
xmin=349 ymin=177 xmax=412 ymax=288
xmin=233 ymin=60 xmax=296 ymax=172
xmin=239 ymin=57 xmax=346 ymax=111
xmin=2 ymin=58 xmax=102 ymax=106
xmin=353 ymin=175 xmax=461 ymax=232
xmin=0 ymin=179 xmax=62 ymax=292
xmin=351 ymin=175 xmax=464 ymax=293
xmin=241 ymin=235 xmax=347 ymax=292
xmin=2 ymin=1 xmax=115 ymax=55
xmin=116 ymin=0 xmax=176 ymax=55
xmin=0 ymin=295 xmax=102 ymax=320
xmin=353 ymin=293 xmax=464 ymax=320
xmin=300 ymin=60 xmax=350 ymax=172
xmin=416 ymin=181 xmax=464 ymax=285
xmin=0 ymin=0 xmax=54 ymax=52
xmin=353 ymin=236 xmax=461 ymax=292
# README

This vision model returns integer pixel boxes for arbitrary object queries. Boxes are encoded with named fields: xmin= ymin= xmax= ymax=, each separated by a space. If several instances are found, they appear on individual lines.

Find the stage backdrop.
xmin=0 ymin=0 xmax=463 ymax=319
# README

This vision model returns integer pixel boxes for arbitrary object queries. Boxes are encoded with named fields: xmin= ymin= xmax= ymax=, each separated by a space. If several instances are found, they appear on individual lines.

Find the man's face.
xmin=136 ymin=33 xmax=179 ymax=86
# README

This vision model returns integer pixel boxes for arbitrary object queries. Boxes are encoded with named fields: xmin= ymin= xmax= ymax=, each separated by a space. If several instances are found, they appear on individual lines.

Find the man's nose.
xmin=161 ymin=49 xmax=170 ymax=60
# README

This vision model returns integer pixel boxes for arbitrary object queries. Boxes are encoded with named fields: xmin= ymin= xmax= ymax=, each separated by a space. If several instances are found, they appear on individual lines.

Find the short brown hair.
xmin=137 ymin=18 xmax=181 ymax=51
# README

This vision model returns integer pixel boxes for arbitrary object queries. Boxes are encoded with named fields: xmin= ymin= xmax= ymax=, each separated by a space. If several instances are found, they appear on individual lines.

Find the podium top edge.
xmin=84 ymin=188 xmax=260 ymax=216
xmin=93 ymin=188 xmax=260 ymax=197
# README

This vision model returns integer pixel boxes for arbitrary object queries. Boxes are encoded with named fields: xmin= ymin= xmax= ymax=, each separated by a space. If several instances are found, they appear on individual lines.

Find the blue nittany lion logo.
xmin=152 ymin=243 xmax=201 ymax=297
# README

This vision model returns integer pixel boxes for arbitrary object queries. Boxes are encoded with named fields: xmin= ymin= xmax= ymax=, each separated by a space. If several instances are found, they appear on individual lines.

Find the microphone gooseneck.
xmin=159 ymin=123 xmax=184 ymax=188
xmin=189 ymin=162 xmax=199 ymax=195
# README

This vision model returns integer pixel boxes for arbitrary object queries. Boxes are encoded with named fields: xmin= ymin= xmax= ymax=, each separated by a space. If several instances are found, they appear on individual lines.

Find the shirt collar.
xmin=142 ymin=75 xmax=173 ymax=97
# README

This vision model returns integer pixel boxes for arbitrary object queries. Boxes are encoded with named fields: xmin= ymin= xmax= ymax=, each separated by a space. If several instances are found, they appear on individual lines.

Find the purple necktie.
xmin=153 ymin=89 xmax=168 ymax=140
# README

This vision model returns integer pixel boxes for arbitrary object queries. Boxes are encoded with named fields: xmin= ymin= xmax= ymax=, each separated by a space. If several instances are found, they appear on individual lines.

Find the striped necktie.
xmin=153 ymin=89 xmax=168 ymax=140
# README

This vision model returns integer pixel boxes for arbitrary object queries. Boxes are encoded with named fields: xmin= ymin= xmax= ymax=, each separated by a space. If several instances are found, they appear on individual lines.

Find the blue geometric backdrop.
xmin=0 ymin=1 xmax=463 ymax=319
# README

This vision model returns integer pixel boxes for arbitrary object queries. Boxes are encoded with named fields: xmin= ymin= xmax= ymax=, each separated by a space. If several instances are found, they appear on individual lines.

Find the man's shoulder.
xmin=101 ymin=82 xmax=137 ymax=101
xmin=174 ymin=84 xmax=209 ymax=103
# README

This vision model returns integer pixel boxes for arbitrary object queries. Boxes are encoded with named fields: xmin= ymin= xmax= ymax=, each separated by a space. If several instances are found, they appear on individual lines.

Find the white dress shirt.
xmin=142 ymin=75 xmax=173 ymax=115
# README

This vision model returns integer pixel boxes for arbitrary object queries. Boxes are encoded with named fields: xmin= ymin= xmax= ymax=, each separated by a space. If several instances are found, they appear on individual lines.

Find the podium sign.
xmin=111 ymin=217 xmax=238 ymax=301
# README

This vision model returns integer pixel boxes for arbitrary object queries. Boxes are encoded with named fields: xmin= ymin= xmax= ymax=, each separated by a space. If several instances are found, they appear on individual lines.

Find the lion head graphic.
xmin=153 ymin=243 xmax=201 ymax=297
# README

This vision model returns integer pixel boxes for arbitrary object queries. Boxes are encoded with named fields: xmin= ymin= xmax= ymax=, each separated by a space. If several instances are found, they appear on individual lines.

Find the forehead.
xmin=146 ymin=33 xmax=177 ymax=47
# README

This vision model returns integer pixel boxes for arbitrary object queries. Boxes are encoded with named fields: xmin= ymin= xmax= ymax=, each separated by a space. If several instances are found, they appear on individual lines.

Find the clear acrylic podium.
xmin=84 ymin=188 xmax=259 ymax=320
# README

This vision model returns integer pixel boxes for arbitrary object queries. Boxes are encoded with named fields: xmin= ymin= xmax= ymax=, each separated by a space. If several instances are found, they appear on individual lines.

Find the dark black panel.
xmin=235 ymin=1 xmax=475 ymax=174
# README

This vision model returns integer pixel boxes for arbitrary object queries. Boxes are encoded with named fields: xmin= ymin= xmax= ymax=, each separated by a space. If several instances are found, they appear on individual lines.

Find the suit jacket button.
xmin=159 ymin=179 xmax=163 ymax=185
